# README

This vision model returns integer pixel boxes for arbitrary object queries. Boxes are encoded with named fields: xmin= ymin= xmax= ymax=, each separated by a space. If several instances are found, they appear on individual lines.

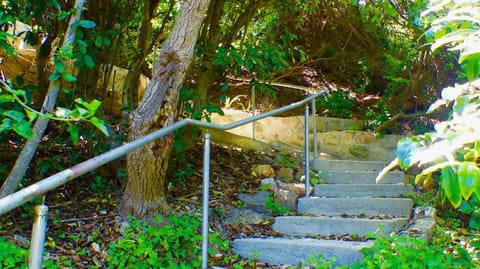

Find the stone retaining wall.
xmin=211 ymin=110 xmax=402 ymax=161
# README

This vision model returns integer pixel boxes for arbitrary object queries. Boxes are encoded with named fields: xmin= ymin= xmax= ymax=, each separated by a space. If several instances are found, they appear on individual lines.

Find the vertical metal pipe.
xmin=304 ymin=104 xmax=310 ymax=197
xmin=251 ymin=85 xmax=256 ymax=140
xmin=201 ymin=132 xmax=211 ymax=269
xmin=29 ymin=204 xmax=49 ymax=269
xmin=312 ymin=99 xmax=318 ymax=158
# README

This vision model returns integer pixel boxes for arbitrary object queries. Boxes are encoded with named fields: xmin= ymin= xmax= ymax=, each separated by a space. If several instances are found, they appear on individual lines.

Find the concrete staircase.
xmin=233 ymin=159 xmax=414 ymax=267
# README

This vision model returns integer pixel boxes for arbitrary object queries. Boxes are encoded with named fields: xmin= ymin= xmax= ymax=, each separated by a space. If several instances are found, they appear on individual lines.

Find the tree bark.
xmin=122 ymin=0 xmax=211 ymax=219
xmin=0 ymin=0 xmax=87 ymax=198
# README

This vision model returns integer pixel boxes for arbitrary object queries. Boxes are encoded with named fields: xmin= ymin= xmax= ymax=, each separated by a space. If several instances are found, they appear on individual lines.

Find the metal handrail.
xmin=0 ymin=89 xmax=326 ymax=268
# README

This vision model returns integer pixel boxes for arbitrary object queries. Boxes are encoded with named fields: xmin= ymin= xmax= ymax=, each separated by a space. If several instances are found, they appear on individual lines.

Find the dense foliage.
xmin=396 ymin=0 xmax=480 ymax=228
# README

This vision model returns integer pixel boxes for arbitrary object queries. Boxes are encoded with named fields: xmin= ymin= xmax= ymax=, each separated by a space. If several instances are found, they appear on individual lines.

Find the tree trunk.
xmin=0 ymin=0 xmax=87 ymax=198
xmin=122 ymin=0 xmax=211 ymax=219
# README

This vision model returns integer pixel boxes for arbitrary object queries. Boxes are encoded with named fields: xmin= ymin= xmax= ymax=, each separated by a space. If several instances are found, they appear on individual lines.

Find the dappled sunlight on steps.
xmin=233 ymin=159 xmax=415 ymax=267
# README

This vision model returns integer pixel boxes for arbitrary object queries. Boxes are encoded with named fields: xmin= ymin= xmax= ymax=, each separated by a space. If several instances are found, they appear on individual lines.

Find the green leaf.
xmin=62 ymin=73 xmax=77 ymax=82
xmin=458 ymin=162 xmax=479 ymax=200
xmin=84 ymin=54 xmax=95 ymax=68
xmin=461 ymin=53 xmax=480 ymax=81
xmin=476 ymin=169 xmax=480 ymax=200
xmin=95 ymin=36 xmax=104 ymax=47
xmin=54 ymin=61 xmax=65 ymax=73
xmin=12 ymin=120 xmax=34 ymax=139
xmin=50 ymin=0 xmax=61 ymax=9
xmin=4 ymin=110 xmax=26 ymax=122
xmin=78 ymin=20 xmax=96 ymax=29
xmin=0 ymin=118 xmax=12 ymax=132
xmin=67 ymin=124 xmax=80 ymax=145
xmin=469 ymin=210 xmax=480 ymax=229
xmin=103 ymin=37 xmax=111 ymax=47
xmin=441 ymin=166 xmax=462 ymax=208
xmin=49 ymin=73 xmax=61 ymax=81
xmin=90 ymin=117 xmax=109 ymax=136
xmin=0 ymin=94 xmax=15 ymax=104
xmin=75 ymin=98 xmax=102 ymax=113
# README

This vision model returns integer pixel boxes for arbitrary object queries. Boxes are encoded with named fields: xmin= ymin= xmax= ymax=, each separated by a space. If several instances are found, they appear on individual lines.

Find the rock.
xmin=254 ymin=164 xmax=275 ymax=178
xmin=399 ymin=206 xmax=437 ymax=243
xmin=277 ymin=167 xmax=294 ymax=182
xmin=238 ymin=191 xmax=270 ymax=213
xmin=261 ymin=178 xmax=277 ymax=192
xmin=223 ymin=208 xmax=271 ymax=225
xmin=274 ymin=180 xmax=309 ymax=211
xmin=414 ymin=206 xmax=437 ymax=218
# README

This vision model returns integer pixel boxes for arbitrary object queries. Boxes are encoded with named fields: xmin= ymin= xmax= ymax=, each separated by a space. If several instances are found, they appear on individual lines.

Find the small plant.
xmin=0 ymin=238 xmax=28 ymax=269
xmin=265 ymin=192 xmax=290 ymax=216
xmin=310 ymin=170 xmax=329 ymax=185
xmin=107 ymin=214 xmax=228 ymax=268
xmin=278 ymin=153 xmax=296 ymax=169
xmin=90 ymin=175 xmax=112 ymax=192
xmin=347 ymin=233 xmax=476 ymax=269
xmin=302 ymin=252 xmax=336 ymax=269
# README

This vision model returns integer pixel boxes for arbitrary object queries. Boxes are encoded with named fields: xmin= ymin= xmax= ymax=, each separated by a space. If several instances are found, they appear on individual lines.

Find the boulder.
xmin=254 ymin=164 xmax=275 ymax=178
xmin=223 ymin=208 xmax=271 ymax=225
xmin=274 ymin=181 xmax=308 ymax=211
xmin=276 ymin=167 xmax=294 ymax=182
xmin=237 ymin=191 xmax=270 ymax=213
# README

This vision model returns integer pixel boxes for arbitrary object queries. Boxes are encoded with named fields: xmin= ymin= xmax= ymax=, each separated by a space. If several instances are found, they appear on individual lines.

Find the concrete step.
xmin=233 ymin=238 xmax=372 ymax=267
xmin=314 ymin=184 xmax=413 ymax=198
xmin=311 ymin=159 xmax=388 ymax=172
xmin=319 ymin=170 xmax=405 ymax=184
xmin=273 ymin=216 xmax=409 ymax=237
xmin=298 ymin=197 xmax=413 ymax=217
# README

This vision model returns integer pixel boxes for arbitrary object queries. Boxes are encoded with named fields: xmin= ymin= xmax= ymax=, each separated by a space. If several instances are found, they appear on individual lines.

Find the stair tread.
xmin=312 ymin=159 xmax=388 ymax=171
xmin=314 ymin=183 xmax=412 ymax=197
xmin=320 ymin=170 xmax=405 ymax=184
xmin=273 ymin=216 xmax=409 ymax=237
xmin=298 ymin=197 xmax=414 ymax=217
xmin=233 ymin=238 xmax=373 ymax=266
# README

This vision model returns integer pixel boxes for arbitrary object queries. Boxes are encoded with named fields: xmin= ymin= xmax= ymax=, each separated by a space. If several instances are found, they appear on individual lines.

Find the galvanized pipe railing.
xmin=304 ymin=104 xmax=310 ymax=197
xmin=0 ymin=89 xmax=326 ymax=268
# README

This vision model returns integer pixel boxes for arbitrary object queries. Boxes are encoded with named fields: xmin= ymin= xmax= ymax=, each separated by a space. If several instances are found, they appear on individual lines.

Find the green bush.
xmin=346 ymin=234 xmax=475 ymax=269
xmin=107 ymin=215 xmax=228 ymax=269
xmin=0 ymin=237 xmax=28 ymax=269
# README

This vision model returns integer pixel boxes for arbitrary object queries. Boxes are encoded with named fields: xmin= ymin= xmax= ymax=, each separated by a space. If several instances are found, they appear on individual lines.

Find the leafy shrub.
xmin=391 ymin=0 xmax=480 ymax=229
xmin=0 ymin=237 xmax=28 ymax=269
xmin=316 ymin=89 xmax=356 ymax=118
xmin=346 ymin=233 xmax=476 ymax=269
xmin=107 ymin=215 xmax=228 ymax=269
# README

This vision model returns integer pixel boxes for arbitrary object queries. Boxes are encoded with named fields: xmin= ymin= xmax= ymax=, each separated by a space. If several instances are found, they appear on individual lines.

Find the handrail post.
xmin=304 ymin=104 xmax=310 ymax=197
xmin=201 ymin=131 xmax=211 ymax=269
xmin=29 ymin=204 xmax=49 ymax=269
xmin=251 ymin=85 xmax=256 ymax=140
xmin=312 ymin=99 xmax=318 ymax=159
